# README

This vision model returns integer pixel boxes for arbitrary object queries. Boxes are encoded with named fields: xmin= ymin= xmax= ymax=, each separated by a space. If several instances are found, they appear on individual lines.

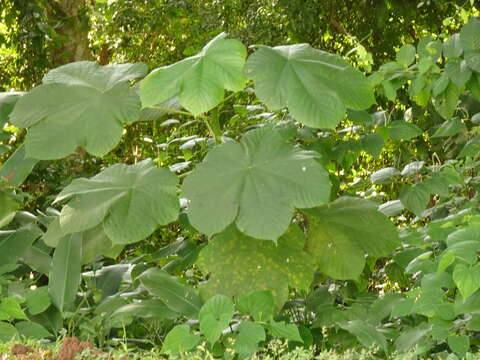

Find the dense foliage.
xmin=2 ymin=2 xmax=480 ymax=359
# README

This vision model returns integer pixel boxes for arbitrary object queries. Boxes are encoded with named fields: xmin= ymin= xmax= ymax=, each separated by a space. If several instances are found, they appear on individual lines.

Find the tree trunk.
xmin=47 ymin=0 xmax=93 ymax=65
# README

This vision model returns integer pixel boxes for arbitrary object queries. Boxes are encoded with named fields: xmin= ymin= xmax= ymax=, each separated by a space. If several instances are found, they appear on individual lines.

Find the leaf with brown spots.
xmin=196 ymin=224 xmax=315 ymax=309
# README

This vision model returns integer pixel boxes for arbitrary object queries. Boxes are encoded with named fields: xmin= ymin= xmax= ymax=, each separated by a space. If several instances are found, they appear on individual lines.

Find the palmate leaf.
xmin=140 ymin=33 xmax=247 ymax=116
xmin=9 ymin=62 xmax=147 ymax=160
xmin=196 ymin=225 xmax=316 ymax=309
xmin=182 ymin=127 xmax=331 ymax=241
xmin=54 ymin=160 xmax=179 ymax=245
xmin=305 ymin=197 xmax=399 ymax=280
xmin=245 ymin=44 xmax=375 ymax=129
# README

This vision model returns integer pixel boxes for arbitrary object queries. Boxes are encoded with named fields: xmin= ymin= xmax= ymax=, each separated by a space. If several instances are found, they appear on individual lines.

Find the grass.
xmin=0 ymin=338 xmax=477 ymax=360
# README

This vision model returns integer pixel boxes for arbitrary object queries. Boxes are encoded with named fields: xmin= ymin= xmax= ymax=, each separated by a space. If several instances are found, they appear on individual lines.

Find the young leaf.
xmin=25 ymin=287 xmax=51 ymax=315
xmin=305 ymin=197 xmax=399 ymax=280
xmin=140 ymin=33 xmax=247 ymax=115
xmin=445 ymin=60 xmax=472 ymax=88
xmin=0 ymin=298 xmax=27 ymax=321
xmin=453 ymin=264 xmax=480 ymax=299
xmin=197 ymin=225 xmax=315 ymax=309
xmin=48 ymin=233 xmax=82 ymax=313
xmin=448 ymin=335 xmax=470 ymax=357
xmin=182 ymin=127 xmax=330 ymax=240
xmin=460 ymin=18 xmax=480 ymax=51
xmin=0 ymin=322 xmax=18 ymax=342
xmin=432 ymin=81 xmax=460 ymax=120
xmin=396 ymin=44 xmax=416 ymax=67
xmin=55 ymin=160 xmax=179 ymax=245
xmin=267 ymin=321 xmax=303 ymax=343
xmin=139 ymin=268 xmax=202 ymax=319
xmin=236 ymin=290 xmax=274 ymax=322
xmin=245 ymin=44 xmax=374 ymax=129
xmin=399 ymin=183 xmax=430 ymax=217
xmin=9 ymin=62 xmax=147 ymax=159
xmin=234 ymin=321 xmax=266 ymax=360
xmin=161 ymin=325 xmax=200 ymax=355
xmin=199 ymin=295 xmax=234 ymax=344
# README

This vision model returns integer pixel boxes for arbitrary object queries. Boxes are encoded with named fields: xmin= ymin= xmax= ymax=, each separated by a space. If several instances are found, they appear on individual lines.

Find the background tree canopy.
xmin=0 ymin=0 xmax=476 ymax=89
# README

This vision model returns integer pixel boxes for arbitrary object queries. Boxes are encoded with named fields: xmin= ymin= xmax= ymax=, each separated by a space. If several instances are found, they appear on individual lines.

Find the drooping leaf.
xmin=395 ymin=322 xmax=432 ymax=352
xmin=339 ymin=320 xmax=387 ymax=351
xmin=0 ymin=92 xmax=23 ymax=126
xmin=161 ymin=325 xmax=200 ymax=355
xmin=55 ymin=160 xmax=179 ymax=245
xmin=245 ymin=44 xmax=375 ymax=129
xmin=305 ymin=197 xmax=399 ymax=280
xmin=0 ymin=191 xmax=20 ymax=229
xmin=0 ymin=145 xmax=39 ymax=187
xmin=199 ymin=295 xmax=234 ymax=344
xmin=15 ymin=321 xmax=52 ymax=339
xmin=197 ymin=225 xmax=315 ymax=309
xmin=431 ymin=118 xmax=466 ymax=138
xmin=48 ymin=234 xmax=82 ymax=313
xmin=370 ymin=167 xmax=400 ymax=184
xmin=9 ymin=61 xmax=147 ymax=159
xmin=140 ymin=33 xmax=246 ymax=115
xmin=139 ymin=268 xmax=202 ymax=319
xmin=111 ymin=299 xmax=178 ymax=324
xmin=0 ymin=226 xmax=41 ymax=264
xmin=387 ymin=120 xmax=422 ymax=140
xmin=183 ymin=127 xmax=330 ymax=240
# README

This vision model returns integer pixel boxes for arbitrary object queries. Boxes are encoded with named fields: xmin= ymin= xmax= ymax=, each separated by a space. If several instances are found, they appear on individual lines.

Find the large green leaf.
xmin=140 ymin=33 xmax=246 ymax=115
xmin=196 ymin=225 xmax=316 ymax=308
xmin=183 ymin=127 xmax=330 ymax=240
xmin=245 ymin=44 xmax=375 ymax=129
xmin=48 ymin=233 xmax=82 ymax=313
xmin=139 ymin=268 xmax=202 ymax=319
xmin=305 ymin=197 xmax=399 ymax=280
xmin=9 ymin=61 xmax=147 ymax=159
xmin=54 ymin=160 xmax=179 ymax=245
